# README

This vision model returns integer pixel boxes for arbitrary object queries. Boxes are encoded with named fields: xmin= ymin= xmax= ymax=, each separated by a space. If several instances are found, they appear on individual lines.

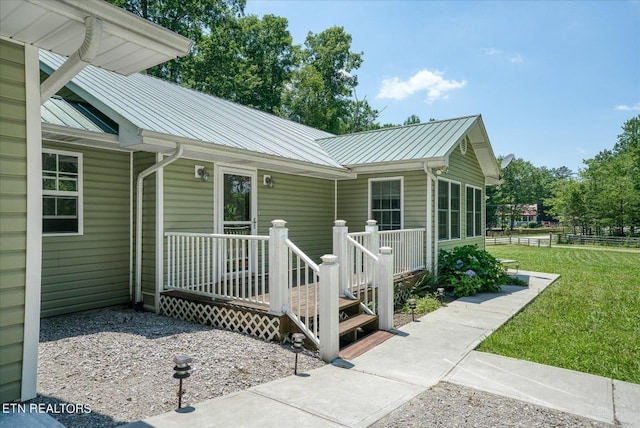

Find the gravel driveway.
xmin=30 ymin=307 xmax=610 ymax=427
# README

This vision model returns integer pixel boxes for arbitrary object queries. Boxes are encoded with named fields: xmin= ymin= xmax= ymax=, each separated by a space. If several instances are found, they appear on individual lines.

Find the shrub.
xmin=438 ymin=245 xmax=506 ymax=297
xmin=528 ymin=221 xmax=539 ymax=228
xmin=402 ymin=294 xmax=441 ymax=315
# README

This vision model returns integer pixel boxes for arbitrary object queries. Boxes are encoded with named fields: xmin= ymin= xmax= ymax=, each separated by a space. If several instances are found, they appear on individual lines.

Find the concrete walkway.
xmin=122 ymin=270 xmax=639 ymax=428
xmin=6 ymin=271 xmax=637 ymax=427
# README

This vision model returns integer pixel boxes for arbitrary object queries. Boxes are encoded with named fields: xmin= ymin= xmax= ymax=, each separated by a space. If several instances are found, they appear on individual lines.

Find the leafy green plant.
xmin=410 ymin=270 xmax=438 ymax=297
xmin=402 ymin=294 xmax=441 ymax=315
xmin=438 ymin=245 xmax=507 ymax=296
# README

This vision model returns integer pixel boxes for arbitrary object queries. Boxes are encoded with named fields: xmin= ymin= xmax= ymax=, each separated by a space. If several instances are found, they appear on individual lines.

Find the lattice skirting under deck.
xmin=159 ymin=295 xmax=281 ymax=341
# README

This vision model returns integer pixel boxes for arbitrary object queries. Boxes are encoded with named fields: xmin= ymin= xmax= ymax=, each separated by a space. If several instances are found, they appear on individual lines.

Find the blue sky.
xmin=245 ymin=0 xmax=640 ymax=173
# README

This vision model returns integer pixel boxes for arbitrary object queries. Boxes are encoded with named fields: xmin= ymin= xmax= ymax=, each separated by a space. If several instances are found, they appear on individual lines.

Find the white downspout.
xmin=424 ymin=163 xmax=436 ymax=271
xmin=135 ymin=144 xmax=184 ymax=304
xmin=40 ymin=16 xmax=103 ymax=104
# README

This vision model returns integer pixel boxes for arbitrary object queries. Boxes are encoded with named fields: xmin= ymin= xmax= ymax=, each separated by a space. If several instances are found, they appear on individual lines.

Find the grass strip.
xmin=480 ymin=245 xmax=640 ymax=384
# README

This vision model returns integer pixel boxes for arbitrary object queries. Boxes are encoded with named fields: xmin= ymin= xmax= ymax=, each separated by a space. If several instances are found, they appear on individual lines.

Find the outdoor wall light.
xmin=196 ymin=167 xmax=209 ymax=182
xmin=407 ymin=298 xmax=417 ymax=322
xmin=173 ymin=354 xmax=192 ymax=409
xmin=263 ymin=175 xmax=274 ymax=188
xmin=292 ymin=333 xmax=305 ymax=375
xmin=435 ymin=166 xmax=448 ymax=175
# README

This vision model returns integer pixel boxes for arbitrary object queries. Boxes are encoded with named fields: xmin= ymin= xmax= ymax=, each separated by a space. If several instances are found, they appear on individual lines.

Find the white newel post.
xmin=365 ymin=219 xmax=379 ymax=280
xmin=377 ymin=246 xmax=394 ymax=331
xmin=269 ymin=219 xmax=288 ymax=315
xmin=319 ymin=254 xmax=339 ymax=362
xmin=333 ymin=220 xmax=349 ymax=296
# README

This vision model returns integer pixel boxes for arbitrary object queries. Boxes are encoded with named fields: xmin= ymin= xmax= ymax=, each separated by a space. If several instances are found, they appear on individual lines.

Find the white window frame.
xmin=437 ymin=178 xmax=461 ymax=241
xmin=42 ymin=148 xmax=83 ymax=236
xmin=368 ymin=177 xmax=404 ymax=230
xmin=466 ymin=185 xmax=483 ymax=238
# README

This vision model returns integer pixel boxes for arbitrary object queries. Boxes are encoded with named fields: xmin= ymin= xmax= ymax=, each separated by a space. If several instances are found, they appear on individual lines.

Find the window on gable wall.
xmin=438 ymin=179 xmax=460 ymax=240
xmin=42 ymin=149 xmax=83 ymax=235
xmin=370 ymin=178 xmax=403 ymax=230
xmin=466 ymin=185 xmax=483 ymax=237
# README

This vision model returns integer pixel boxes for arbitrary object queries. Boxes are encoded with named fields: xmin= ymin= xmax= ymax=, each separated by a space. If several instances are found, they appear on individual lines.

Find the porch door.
xmin=218 ymin=169 xmax=256 ymax=234
xmin=216 ymin=168 xmax=257 ymax=276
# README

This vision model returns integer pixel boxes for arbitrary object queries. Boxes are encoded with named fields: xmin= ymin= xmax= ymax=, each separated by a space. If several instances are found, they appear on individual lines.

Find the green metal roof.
xmin=318 ymin=115 xmax=480 ymax=166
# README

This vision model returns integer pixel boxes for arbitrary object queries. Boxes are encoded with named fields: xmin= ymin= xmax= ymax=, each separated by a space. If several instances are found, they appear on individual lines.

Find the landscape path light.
xmin=292 ymin=333 xmax=305 ymax=375
xmin=173 ymin=354 xmax=192 ymax=410
xmin=407 ymin=298 xmax=417 ymax=322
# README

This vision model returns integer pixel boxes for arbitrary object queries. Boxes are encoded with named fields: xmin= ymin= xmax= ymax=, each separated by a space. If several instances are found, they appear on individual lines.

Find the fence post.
xmin=377 ymin=246 xmax=394 ymax=331
xmin=269 ymin=219 xmax=288 ymax=315
xmin=319 ymin=254 xmax=339 ymax=362
xmin=333 ymin=220 xmax=349 ymax=297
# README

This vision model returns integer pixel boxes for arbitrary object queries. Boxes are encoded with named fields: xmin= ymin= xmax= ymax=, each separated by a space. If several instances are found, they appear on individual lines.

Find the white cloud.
xmin=482 ymin=47 xmax=524 ymax=64
xmin=376 ymin=69 xmax=467 ymax=103
xmin=481 ymin=47 xmax=503 ymax=56
xmin=615 ymin=103 xmax=640 ymax=111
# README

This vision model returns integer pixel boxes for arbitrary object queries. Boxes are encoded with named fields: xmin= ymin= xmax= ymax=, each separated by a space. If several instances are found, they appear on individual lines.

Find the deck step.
xmin=338 ymin=313 xmax=377 ymax=337
xmin=339 ymin=330 xmax=395 ymax=360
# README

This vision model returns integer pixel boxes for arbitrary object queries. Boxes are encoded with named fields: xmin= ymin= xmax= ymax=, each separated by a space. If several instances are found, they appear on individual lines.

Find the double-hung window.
xmin=42 ymin=150 xmax=82 ymax=235
xmin=438 ymin=179 xmax=460 ymax=240
xmin=466 ymin=185 xmax=483 ymax=237
xmin=369 ymin=178 xmax=403 ymax=230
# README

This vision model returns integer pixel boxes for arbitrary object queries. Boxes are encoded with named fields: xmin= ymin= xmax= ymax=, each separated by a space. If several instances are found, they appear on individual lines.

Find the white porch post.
xmin=377 ymin=246 xmax=394 ymax=331
xmin=319 ymin=254 xmax=339 ymax=362
xmin=365 ymin=219 xmax=379 ymax=254
xmin=269 ymin=219 xmax=288 ymax=315
xmin=332 ymin=220 xmax=349 ymax=296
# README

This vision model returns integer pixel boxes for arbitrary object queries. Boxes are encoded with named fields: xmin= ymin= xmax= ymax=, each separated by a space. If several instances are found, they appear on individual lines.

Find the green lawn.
xmin=480 ymin=245 xmax=640 ymax=384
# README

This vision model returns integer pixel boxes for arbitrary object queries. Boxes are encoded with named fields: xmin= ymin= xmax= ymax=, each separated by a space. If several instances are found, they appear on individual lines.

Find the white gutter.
xmin=40 ymin=16 xmax=103 ymax=104
xmin=135 ymin=144 xmax=184 ymax=304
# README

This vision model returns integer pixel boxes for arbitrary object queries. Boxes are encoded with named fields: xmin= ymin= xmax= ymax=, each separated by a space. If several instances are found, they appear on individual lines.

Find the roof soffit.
xmin=1 ymin=0 xmax=191 ymax=75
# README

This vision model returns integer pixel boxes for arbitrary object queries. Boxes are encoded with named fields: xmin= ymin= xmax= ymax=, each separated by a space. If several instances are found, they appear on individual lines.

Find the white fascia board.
xmin=41 ymin=122 xmax=119 ymax=144
xmin=346 ymin=158 xmax=448 ymax=176
xmin=138 ymin=131 xmax=355 ymax=180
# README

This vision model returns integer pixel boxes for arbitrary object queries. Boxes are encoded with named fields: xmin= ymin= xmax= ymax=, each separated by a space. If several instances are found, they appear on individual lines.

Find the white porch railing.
xmin=165 ymin=232 xmax=269 ymax=304
xmin=348 ymin=220 xmax=425 ymax=277
xmin=334 ymin=220 xmax=395 ymax=330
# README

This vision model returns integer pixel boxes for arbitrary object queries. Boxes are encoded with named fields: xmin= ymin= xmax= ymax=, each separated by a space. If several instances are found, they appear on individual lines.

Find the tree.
xmin=107 ymin=0 xmax=246 ymax=82
xmin=186 ymin=14 xmax=297 ymax=114
xmin=281 ymin=26 xmax=363 ymax=134
xmin=403 ymin=115 xmax=421 ymax=125
xmin=491 ymin=157 xmax=543 ymax=229
xmin=546 ymin=115 xmax=640 ymax=236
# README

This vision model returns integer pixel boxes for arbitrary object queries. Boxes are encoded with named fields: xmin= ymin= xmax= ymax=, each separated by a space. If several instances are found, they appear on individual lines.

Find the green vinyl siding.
xmin=337 ymin=170 xmax=427 ymax=231
xmin=164 ymin=159 xmax=214 ymax=232
xmin=41 ymin=143 xmax=131 ymax=317
xmin=133 ymin=152 xmax=157 ymax=305
xmin=0 ymin=39 xmax=26 ymax=403
xmin=258 ymin=171 xmax=335 ymax=263
xmin=438 ymin=143 xmax=486 ymax=251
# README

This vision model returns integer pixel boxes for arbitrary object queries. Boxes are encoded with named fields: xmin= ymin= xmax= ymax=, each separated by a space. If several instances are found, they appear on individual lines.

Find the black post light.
xmin=292 ymin=333 xmax=305 ymax=375
xmin=407 ymin=298 xmax=417 ymax=322
xmin=173 ymin=355 xmax=192 ymax=409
